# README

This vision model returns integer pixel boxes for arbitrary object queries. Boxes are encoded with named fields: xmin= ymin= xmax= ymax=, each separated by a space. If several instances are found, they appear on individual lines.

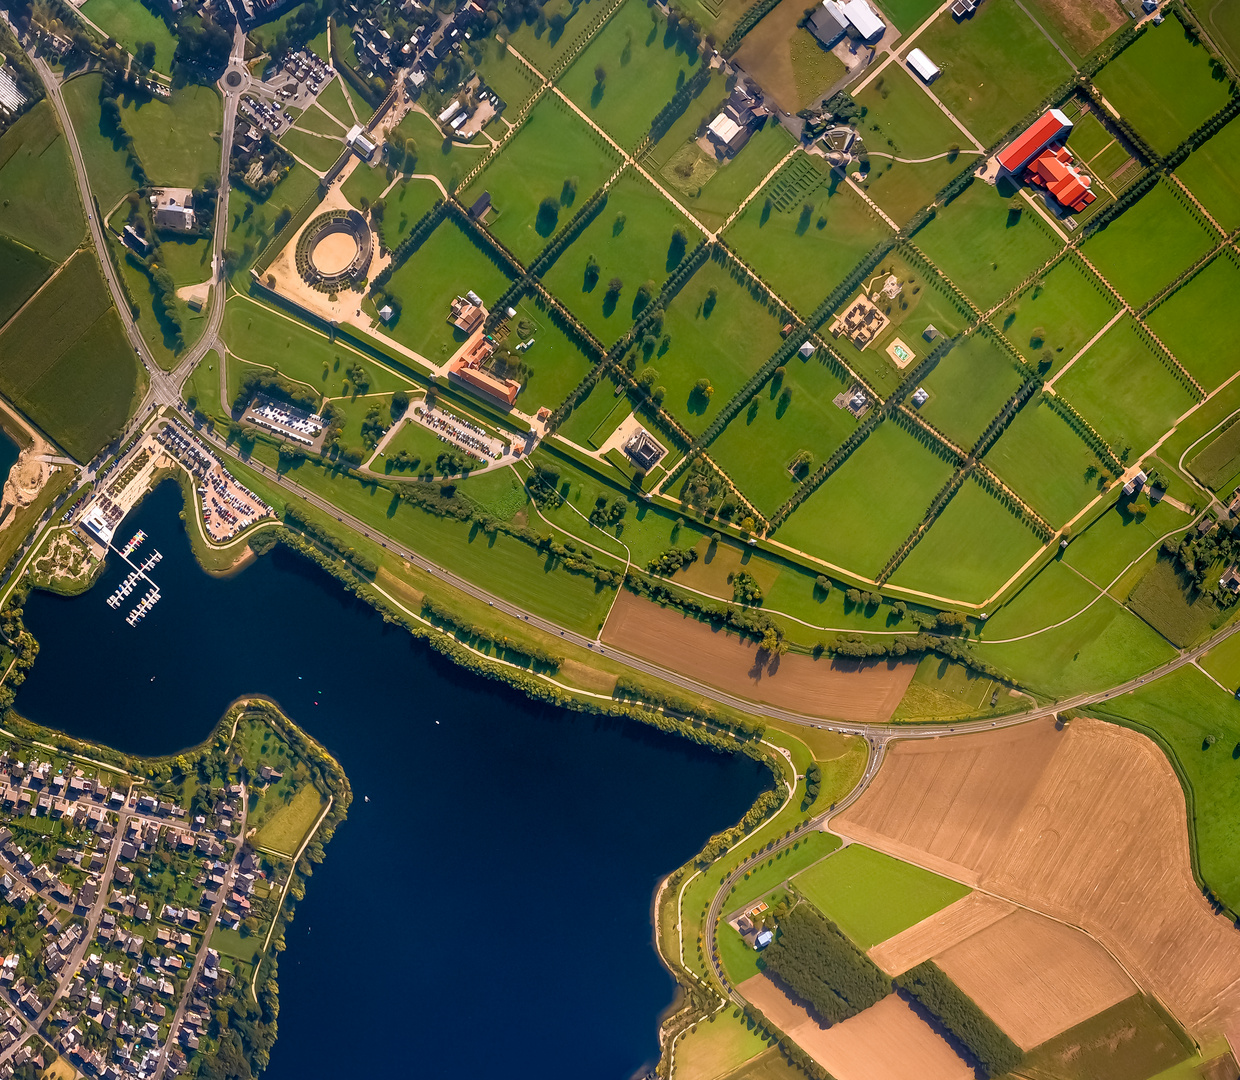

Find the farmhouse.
xmin=807 ymin=0 xmax=885 ymax=47
xmin=1220 ymin=566 xmax=1240 ymax=593
xmin=150 ymin=189 xmax=196 ymax=232
xmin=997 ymin=109 xmax=1095 ymax=212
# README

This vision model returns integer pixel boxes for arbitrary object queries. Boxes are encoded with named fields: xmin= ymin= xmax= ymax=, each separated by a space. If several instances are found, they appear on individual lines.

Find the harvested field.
xmin=867 ymin=891 xmax=1015 ymax=977
xmin=601 ymin=590 xmax=917 ymax=720
xmin=934 ymin=906 xmax=1135 ymax=1050
xmin=835 ymin=718 xmax=1240 ymax=1042
xmin=738 ymin=977 xmax=972 ymax=1080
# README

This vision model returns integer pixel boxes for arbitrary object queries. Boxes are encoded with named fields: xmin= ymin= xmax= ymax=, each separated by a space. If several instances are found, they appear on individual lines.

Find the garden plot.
xmin=1144 ymin=251 xmax=1240 ymax=392
xmin=497 ymin=295 xmax=597 ymax=415
xmin=1176 ymin=115 xmax=1240 ymax=232
xmin=917 ymin=332 xmax=1028 ymax=450
xmin=725 ymin=154 xmax=891 ymax=317
xmin=1094 ymin=17 xmax=1233 ymax=157
xmin=774 ymin=420 xmax=957 ymax=579
xmin=1081 ymin=181 xmax=1219 ymax=308
xmin=913 ymin=179 xmax=1063 ymax=313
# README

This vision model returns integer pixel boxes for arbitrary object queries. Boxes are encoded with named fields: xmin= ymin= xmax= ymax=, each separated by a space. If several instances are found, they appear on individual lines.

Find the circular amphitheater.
xmin=297 ymin=210 xmax=373 ymax=289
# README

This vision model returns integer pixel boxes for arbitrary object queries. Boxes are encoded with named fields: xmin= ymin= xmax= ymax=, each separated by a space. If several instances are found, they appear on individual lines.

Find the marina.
xmin=101 ymin=531 xmax=163 ymax=626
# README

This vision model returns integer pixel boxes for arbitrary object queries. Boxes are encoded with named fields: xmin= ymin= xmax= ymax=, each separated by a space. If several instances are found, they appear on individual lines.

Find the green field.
xmin=707 ymin=351 xmax=855 ymax=517
xmin=62 ymin=73 xmax=141 ymax=215
xmin=625 ymin=257 xmax=783 ymax=436
xmin=914 ymin=179 xmax=1063 ymax=312
xmin=873 ymin=0 xmax=942 ymax=31
xmin=113 ymin=236 xmax=206 ymax=370
xmin=254 ymin=784 xmax=325 ymax=854
xmin=725 ymin=155 xmax=891 ymax=316
xmin=506 ymin=0 xmax=610 ymax=75
xmin=894 ymin=655 xmax=998 ymax=720
xmin=472 ymin=36 xmax=540 ymax=112
xmin=673 ymin=1011 xmax=768 ymax=1080
xmin=183 ymin=348 xmax=223 ymax=418
xmin=890 ymin=474 xmax=1044 ymax=603
xmin=990 ymin=252 xmax=1120 ymax=376
xmin=375 ymin=413 xmax=486 ymax=474
xmin=1063 ymin=496 xmax=1192 ymax=585
xmin=1188 ymin=418 xmax=1240 ymax=492
xmin=340 ymin=161 xmax=389 ymax=209
xmin=775 ymin=420 xmax=956 ymax=578
xmin=1055 ymin=315 xmax=1198 ymax=461
xmin=979 ymin=556 xmax=1100 ymax=640
xmin=793 ymin=844 xmax=970 ymax=950
xmin=983 ymin=395 xmax=1110 ymax=528
xmin=501 ymin=294 xmax=598 ymax=414
xmin=0 ymin=251 xmax=141 ymax=459
xmin=462 ymin=95 xmax=622 ymax=262
xmin=1094 ymin=17 xmax=1233 ymax=157
xmin=1145 ymin=251 xmax=1240 ymax=392
xmin=918 ymin=331 xmax=1028 ymax=449
xmin=227 ymin=163 xmax=321 ymax=277
xmin=122 ymin=85 xmax=222 ymax=188
xmin=315 ymin=76 xmax=360 ymax=128
xmin=558 ymin=0 xmax=702 ymax=150
xmin=371 ymin=177 xmax=441 ymax=250
xmin=557 ymin=373 xmax=633 ymax=447
xmin=1177 ymin=115 xmax=1240 ymax=232
xmin=391 ymin=110 xmax=487 ymax=192
xmin=540 ymin=169 xmax=698 ymax=343
xmin=0 ymin=102 xmax=85 ymax=263
xmin=280 ymin=126 xmax=345 ymax=173
xmin=0 ymin=236 xmax=54 ymax=328
xmin=904 ymin=0 xmax=1074 ymax=144
xmin=80 ymin=0 xmax=179 ymax=73
xmin=376 ymin=219 xmax=515 ymax=362
xmin=1126 ymin=557 xmax=1217 ymax=648
xmin=1082 ymin=181 xmax=1219 ymax=307
xmin=156 ymin=232 xmax=212 ymax=286
xmin=291 ymin=102 xmax=348 ymax=139
xmin=852 ymin=67 xmax=978 ymax=227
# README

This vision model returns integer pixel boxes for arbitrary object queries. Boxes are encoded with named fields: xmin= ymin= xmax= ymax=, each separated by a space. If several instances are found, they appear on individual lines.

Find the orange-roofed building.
xmin=1024 ymin=145 xmax=1096 ymax=212
xmin=996 ymin=108 xmax=1073 ymax=174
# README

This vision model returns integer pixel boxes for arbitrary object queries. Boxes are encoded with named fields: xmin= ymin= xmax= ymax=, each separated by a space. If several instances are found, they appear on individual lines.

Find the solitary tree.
xmin=606 ymin=276 xmax=624 ymax=297
xmin=594 ymin=63 xmax=606 ymax=84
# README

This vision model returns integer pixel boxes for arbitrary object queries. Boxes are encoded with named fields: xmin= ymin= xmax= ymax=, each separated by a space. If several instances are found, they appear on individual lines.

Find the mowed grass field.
xmin=462 ymin=95 xmax=621 ymax=263
xmin=0 ymin=251 xmax=140 ymax=459
xmin=983 ymin=395 xmax=1110 ymax=528
xmin=0 ymin=101 xmax=85 ymax=263
xmin=121 ymin=85 xmax=222 ymax=188
xmin=628 ymin=257 xmax=784 ymax=436
xmin=914 ymin=179 xmax=1062 ymax=312
xmin=774 ymin=420 xmax=956 ymax=578
xmin=707 ymin=351 xmax=856 ymax=517
xmin=0 ymin=236 xmax=54 ymax=328
xmin=1055 ymin=315 xmax=1197 ymax=460
xmin=391 ymin=110 xmax=487 ymax=192
xmin=1082 ymin=181 xmax=1219 ymax=307
xmin=254 ymin=785 xmax=325 ymax=854
xmin=1145 ymin=251 xmax=1240 ymax=393
xmin=61 ymin=73 xmax=141 ymax=214
xmin=371 ymin=177 xmax=442 ymax=251
xmin=852 ymin=67 xmax=978 ymax=226
xmin=559 ymin=0 xmax=702 ymax=150
xmin=726 ymin=156 xmax=891 ymax=316
xmin=80 ymin=0 xmax=178 ymax=73
xmin=917 ymin=331 xmax=1028 ymax=449
xmin=793 ymin=844 xmax=971 ymax=950
xmin=1189 ymin=418 xmax=1240 ymax=493
xmin=540 ymin=169 xmax=698 ymax=343
xmin=1176 ymin=115 xmax=1240 ymax=232
xmin=378 ymin=219 xmax=515 ymax=362
xmin=280 ymin=126 xmax=344 ymax=173
xmin=991 ymin=252 xmax=1119 ymax=376
xmin=889 ymin=474 xmax=1044 ymax=603
xmin=904 ymin=0 xmax=1074 ymax=144
xmin=1094 ymin=17 xmax=1233 ymax=156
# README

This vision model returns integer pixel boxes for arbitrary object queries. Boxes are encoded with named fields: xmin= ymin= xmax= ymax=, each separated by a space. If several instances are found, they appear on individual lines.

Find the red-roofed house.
xmin=996 ymin=108 xmax=1073 ymax=174
xmin=1024 ymin=145 xmax=1096 ymax=212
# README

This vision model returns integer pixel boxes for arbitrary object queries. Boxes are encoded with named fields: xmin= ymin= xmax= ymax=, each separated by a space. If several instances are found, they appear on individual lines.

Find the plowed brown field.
xmin=602 ymin=591 xmax=916 ymax=720
xmin=934 ymin=907 xmax=1136 ymax=1050
xmin=868 ymin=892 xmax=1015 ymax=976
xmin=737 ymin=976 xmax=972 ymax=1080
xmin=836 ymin=718 xmax=1240 ymax=1041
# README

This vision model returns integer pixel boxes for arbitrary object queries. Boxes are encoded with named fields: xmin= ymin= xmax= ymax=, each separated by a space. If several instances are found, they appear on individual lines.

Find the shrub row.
xmin=420 ymin=594 xmax=564 ymax=670
xmin=624 ymin=576 xmax=783 ymax=644
xmin=696 ymin=328 xmax=813 ymax=448
xmin=769 ymin=413 xmax=879 ymax=528
xmin=808 ymin=235 xmax=898 ymax=329
xmin=971 ymin=466 xmax=1053 ymax=541
xmin=1041 ymin=390 xmax=1122 ymax=471
xmin=722 ymin=0 xmax=781 ymax=54
xmin=613 ymin=674 xmax=764 ymax=738
xmin=759 ymin=902 xmax=891 ymax=1024
xmin=828 ymin=631 xmax=1003 ymax=678
xmin=650 ymin=63 xmax=714 ymax=144
xmin=447 ymin=198 xmax=527 ymax=276
xmin=876 ymin=467 xmax=968 ymax=583
xmin=970 ymin=377 xmax=1041 ymax=461
xmin=891 ymin=408 xmax=963 ymax=466
xmin=527 ymin=186 xmax=611 ymax=278
xmin=896 ymin=962 xmax=1024 ymax=1078
xmin=283 ymin=507 xmax=378 ymax=576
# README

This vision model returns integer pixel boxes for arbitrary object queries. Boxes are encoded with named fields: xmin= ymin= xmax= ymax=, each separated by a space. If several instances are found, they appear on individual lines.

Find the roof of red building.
xmin=997 ymin=108 xmax=1073 ymax=173
xmin=1026 ymin=146 xmax=1094 ymax=212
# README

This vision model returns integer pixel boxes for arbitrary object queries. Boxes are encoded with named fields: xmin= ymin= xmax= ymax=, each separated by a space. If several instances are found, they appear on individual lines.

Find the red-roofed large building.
xmin=996 ymin=108 xmax=1073 ymax=174
xmin=1024 ymin=145 xmax=1096 ymax=212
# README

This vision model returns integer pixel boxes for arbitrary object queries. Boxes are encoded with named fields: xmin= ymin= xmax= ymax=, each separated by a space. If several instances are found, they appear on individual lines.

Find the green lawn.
xmin=372 ymin=177 xmax=441 ymax=250
xmin=914 ymin=179 xmax=1063 ymax=313
xmin=793 ymin=844 xmax=971 ymax=951
xmin=918 ymin=331 xmax=1028 ymax=450
xmin=558 ymin=0 xmax=703 ymax=150
xmin=113 ymin=235 xmax=206 ymax=370
xmin=280 ymin=126 xmax=344 ymax=173
xmin=226 ymin=163 xmax=321 ymax=278
xmin=1055 ymin=315 xmax=1198 ymax=461
xmin=254 ymin=784 xmax=325 ymax=854
xmin=292 ymin=102 xmax=348 ymax=138
xmin=376 ymin=218 xmax=515 ymax=362
xmin=889 ymin=474 xmax=1045 ymax=604
xmin=626 ymin=257 xmax=783 ymax=436
xmin=673 ymin=1011 xmax=769 ymax=1080
xmin=0 ymin=251 xmax=141 ymax=460
xmin=725 ymin=155 xmax=891 ymax=316
xmin=183 ymin=348 xmax=223 ymax=418
xmin=1176 ymin=115 xmax=1240 ymax=232
xmin=775 ymin=420 xmax=957 ymax=579
xmin=903 ymin=0 xmax=1074 ymax=144
xmin=315 ymin=76 xmax=359 ymax=128
xmin=707 ymin=351 xmax=856 ymax=517
xmin=852 ymin=66 xmax=978 ymax=227
xmin=121 ymin=84 xmax=222 ymax=188
xmin=1144 ymin=251 xmax=1240 ymax=392
xmin=541 ymin=168 xmax=698 ymax=343
xmin=500 ymin=294 xmax=597 ymax=415
xmin=374 ymin=412 xmax=487 ymax=474
xmin=1081 ymin=181 xmax=1219 ymax=308
xmin=1189 ymin=420 xmax=1240 ymax=492
xmin=0 ymin=236 xmax=54 ymax=328
xmin=472 ymin=36 xmax=541 ymax=112
xmin=1094 ymin=17 xmax=1233 ymax=157
xmin=1063 ymin=497 xmax=1192 ymax=585
xmin=0 ymin=101 xmax=85 ymax=263
xmin=62 ymin=73 xmax=141 ymax=215
xmin=461 ymin=95 xmax=622 ymax=263
xmin=873 ymin=0 xmax=942 ymax=31
xmin=979 ymin=556 xmax=1100 ymax=640
xmin=506 ymin=0 xmax=611 ymax=76
xmin=391 ymin=110 xmax=487 ymax=192
xmin=341 ymin=161 xmax=389 ymax=209
xmin=156 ymin=233 xmax=212 ymax=286
xmin=80 ymin=0 xmax=179 ymax=73
xmin=990 ymin=252 xmax=1119 ymax=377
xmin=983 ymin=395 xmax=1110 ymax=528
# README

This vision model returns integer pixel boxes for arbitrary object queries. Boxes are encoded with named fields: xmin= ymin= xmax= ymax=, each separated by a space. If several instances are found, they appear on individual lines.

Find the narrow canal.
xmin=14 ymin=480 xmax=772 ymax=1078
